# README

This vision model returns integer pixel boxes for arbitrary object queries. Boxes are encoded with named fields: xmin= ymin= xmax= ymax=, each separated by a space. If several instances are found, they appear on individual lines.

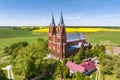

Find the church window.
xmin=58 ymin=39 xmax=60 ymax=42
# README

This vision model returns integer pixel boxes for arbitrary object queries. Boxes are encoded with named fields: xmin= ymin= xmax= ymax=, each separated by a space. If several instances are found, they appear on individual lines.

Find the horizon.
xmin=0 ymin=0 xmax=120 ymax=26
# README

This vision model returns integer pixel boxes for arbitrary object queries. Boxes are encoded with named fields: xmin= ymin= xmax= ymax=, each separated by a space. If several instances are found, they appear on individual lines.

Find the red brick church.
xmin=48 ymin=12 xmax=88 ymax=59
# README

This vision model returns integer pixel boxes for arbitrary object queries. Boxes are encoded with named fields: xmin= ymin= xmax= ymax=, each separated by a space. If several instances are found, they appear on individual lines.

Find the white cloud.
xmin=41 ymin=20 xmax=47 ymax=24
xmin=104 ymin=14 xmax=110 ymax=18
xmin=65 ymin=16 xmax=74 ymax=20
xmin=76 ymin=16 xmax=80 ymax=19
xmin=1 ymin=14 xmax=120 ymax=26
xmin=65 ymin=16 xmax=81 ymax=20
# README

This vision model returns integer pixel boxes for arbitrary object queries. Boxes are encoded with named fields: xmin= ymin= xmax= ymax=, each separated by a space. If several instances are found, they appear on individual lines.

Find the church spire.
xmin=51 ymin=13 xmax=55 ymax=26
xmin=59 ymin=12 xmax=64 ymax=26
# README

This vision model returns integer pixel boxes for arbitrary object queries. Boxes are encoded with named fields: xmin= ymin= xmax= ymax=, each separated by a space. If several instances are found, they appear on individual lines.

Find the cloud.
xmin=65 ymin=16 xmax=74 ymax=20
xmin=65 ymin=16 xmax=81 ymax=20
xmin=104 ymin=14 xmax=110 ymax=18
xmin=76 ymin=16 xmax=80 ymax=19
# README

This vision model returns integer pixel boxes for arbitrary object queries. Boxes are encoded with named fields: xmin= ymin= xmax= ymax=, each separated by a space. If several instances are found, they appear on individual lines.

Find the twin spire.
xmin=51 ymin=12 xmax=64 ymax=27
xmin=51 ymin=13 xmax=55 ymax=26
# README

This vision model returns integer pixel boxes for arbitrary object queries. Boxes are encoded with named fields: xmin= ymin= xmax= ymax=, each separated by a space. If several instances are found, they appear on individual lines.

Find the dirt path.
xmin=112 ymin=46 xmax=120 ymax=55
xmin=44 ymin=54 xmax=59 ymax=60
xmin=96 ymin=65 xmax=100 ymax=80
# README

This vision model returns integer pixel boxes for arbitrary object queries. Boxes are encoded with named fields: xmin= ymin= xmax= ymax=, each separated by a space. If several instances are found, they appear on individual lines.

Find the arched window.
xmin=58 ymin=46 xmax=59 ymax=50
xmin=58 ymin=39 xmax=60 ymax=42
xmin=63 ymin=28 xmax=65 ymax=34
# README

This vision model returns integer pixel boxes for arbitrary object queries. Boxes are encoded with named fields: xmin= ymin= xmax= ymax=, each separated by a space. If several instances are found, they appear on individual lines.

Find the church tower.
xmin=48 ymin=12 xmax=88 ymax=59
xmin=48 ymin=13 xmax=57 ymax=51
xmin=56 ymin=12 xmax=67 ymax=58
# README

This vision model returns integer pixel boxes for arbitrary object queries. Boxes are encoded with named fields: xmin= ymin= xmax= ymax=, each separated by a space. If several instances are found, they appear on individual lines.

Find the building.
xmin=48 ymin=12 xmax=88 ymax=59
xmin=66 ymin=61 xmax=97 ymax=75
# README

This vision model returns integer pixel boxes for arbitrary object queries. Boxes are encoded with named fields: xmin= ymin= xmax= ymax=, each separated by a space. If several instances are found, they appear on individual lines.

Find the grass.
xmin=0 ymin=28 xmax=48 ymax=51
xmin=0 ymin=28 xmax=33 ymax=38
xmin=104 ymin=67 xmax=119 ymax=80
xmin=84 ymin=32 xmax=120 ymax=45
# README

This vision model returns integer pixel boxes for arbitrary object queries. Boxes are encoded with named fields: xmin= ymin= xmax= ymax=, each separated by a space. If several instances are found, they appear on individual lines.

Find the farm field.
xmin=33 ymin=27 xmax=120 ymax=33
xmin=0 ymin=27 xmax=120 ymax=53
xmin=84 ymin=32 xmax=120 ymax=45
xmin=0 ymin=28 xmax=48 ymax=52
xmin=33 ymin=27 xmax=120 ymax=45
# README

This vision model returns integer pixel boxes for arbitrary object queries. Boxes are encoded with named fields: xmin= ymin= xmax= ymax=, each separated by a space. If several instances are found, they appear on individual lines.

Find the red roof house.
xmin=66 ymin=61 xmax=85 ymax=73
xmin=66 ymin=61 xmax=96 ymax=75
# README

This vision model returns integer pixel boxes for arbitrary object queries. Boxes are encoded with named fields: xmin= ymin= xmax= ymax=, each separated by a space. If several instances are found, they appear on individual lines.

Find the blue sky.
xmin=0 ymin=0 xmax=120 ymax=26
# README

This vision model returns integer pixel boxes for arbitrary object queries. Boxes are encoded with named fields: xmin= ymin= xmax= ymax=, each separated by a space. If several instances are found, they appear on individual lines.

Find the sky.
xmin=0 ymin=0 xmax=120 ymax=26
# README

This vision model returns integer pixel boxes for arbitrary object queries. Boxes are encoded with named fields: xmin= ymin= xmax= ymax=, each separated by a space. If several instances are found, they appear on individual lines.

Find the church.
xmin=48 ymin=12 xmax=88 ymax=59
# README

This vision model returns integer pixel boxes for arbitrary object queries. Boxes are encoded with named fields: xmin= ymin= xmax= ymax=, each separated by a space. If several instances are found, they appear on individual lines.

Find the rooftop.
xmin=66 ymin=61 xmax=96 ymax=73
xmin=66 ymin=61 xmax=85 ymax=73
xmin=67 ymin=33 xmax=85 ymax=42
xmin=67 ymin=42 xmax=82 ymax=51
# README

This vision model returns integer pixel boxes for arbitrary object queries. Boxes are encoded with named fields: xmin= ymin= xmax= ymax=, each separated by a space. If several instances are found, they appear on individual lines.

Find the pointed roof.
xmin=59 ymin=12 xmax=65 ymax=26
xmin=51 ymin=13 xmax=55 ymax=26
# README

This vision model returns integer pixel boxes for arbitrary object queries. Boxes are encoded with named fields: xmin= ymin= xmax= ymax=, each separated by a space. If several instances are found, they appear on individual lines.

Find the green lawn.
xmin=0 ymin=28 xmax=48 ymax=52
xmin=0 ymin=28 xmax=33 ymax=38
xmin=84 ymin=32 xmax=120 ymax=45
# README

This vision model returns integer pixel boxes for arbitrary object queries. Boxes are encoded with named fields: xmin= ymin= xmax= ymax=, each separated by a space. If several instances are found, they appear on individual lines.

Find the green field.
xmin=0 ymin=28 xmax=120 ymax=52
xmin=84 ymin=32 xmax=120 ymax=45
xmin=0 ymin=28 xmax=48 ymax=52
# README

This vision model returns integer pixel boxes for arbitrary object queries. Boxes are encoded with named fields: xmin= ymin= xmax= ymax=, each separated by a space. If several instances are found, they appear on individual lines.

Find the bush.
xmin=4 ymin=41 xmax=29 ymax=55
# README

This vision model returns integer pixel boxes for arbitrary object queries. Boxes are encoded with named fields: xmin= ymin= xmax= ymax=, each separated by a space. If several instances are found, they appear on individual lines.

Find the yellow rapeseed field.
xmin=32 ymin=27 xmax=120 ymax=33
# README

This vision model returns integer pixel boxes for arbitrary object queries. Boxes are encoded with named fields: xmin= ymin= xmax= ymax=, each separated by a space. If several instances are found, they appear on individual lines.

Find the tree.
xmin=54 ymin=61 xmax=70 ymax=79
xmin=88 ymin=43 xmax=92 ymax=49
xmin=84 ymin=48 xmax=90 ymax=58
xmin=74 ymin=55 xmax=81 ymax=64
xmin=99 ymin=52 xmax=106 ymax=62
xmin=4 ymin=47 xmax=9 ymax=53
xmin=37 ymin=38 xmax=44 ymax=42
xmin=4 ymin=41 xmax=29 ymax=55
xmin=72 ymin=72 xmax=84 ymax=80
xmin=101 ymin=57 xmax=114 ymax=75
xmin=62 ymin=58 xmax=67 ymax=65
xmin=12 ymin=40 xmax=47 ymax=79
xmin=115 ymin=54 xmax=120 ymax=78
xmin=116 ymin=68 xmax=120 ymax=78
xmin=62 ymin=66 xmax=70 ymax=79
xmin=0 ymin=69 xmax=7 ymax=80
xmin=84 ymin=76 xmax=91 ymax=80
xmin=67 ymin=55 xmax=74 ymax=62
xmin=76 ymin=48 xmax=84 ymax=60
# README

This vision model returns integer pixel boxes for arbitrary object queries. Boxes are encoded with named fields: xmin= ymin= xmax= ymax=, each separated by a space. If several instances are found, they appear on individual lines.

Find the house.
xmin=66 ymin=61 xmax=97 ymax=75
xmin=48 ymin=12 xmax=88 ymax=59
